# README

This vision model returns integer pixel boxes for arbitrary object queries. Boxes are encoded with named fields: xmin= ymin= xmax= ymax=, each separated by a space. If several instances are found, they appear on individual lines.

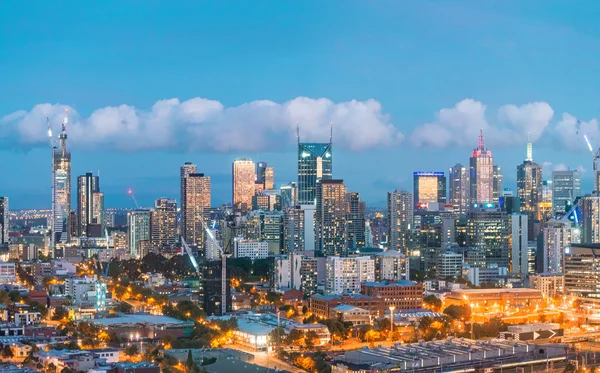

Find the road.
xmin=229 ymin=343 xmax=305 ymax=373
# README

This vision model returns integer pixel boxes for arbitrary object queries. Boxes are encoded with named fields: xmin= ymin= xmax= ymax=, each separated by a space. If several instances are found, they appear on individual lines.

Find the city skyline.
xmin=3 ymin=2 xmax=600 ymax=209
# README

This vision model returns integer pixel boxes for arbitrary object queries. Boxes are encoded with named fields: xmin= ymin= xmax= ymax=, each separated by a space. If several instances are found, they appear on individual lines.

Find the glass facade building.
xmin=413 ymin=171 xmax=446 ymax=207
xmin=298 ymin=143 xmax=332 ymax=205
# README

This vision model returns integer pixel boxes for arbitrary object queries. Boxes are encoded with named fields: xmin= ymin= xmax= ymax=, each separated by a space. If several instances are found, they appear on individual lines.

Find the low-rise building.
xmin=530 ymin=273 xmax=564 ymax=299
xmin=234 ymin=239 xmax=269 ymax=260
xmin=310 ymin=293 xmax=384 ymax=319
xmin=90 ymin=314 xmax=194 ymax=340
xmin=445 ymin=288 xmax=544 ymax=310
xmin=360 ymin=280 xmax=423 ymax=310
xmin=0 ymin=262 xmax=16 ymax=283
xmin=330 ymin=304 xmax=371 ymax=325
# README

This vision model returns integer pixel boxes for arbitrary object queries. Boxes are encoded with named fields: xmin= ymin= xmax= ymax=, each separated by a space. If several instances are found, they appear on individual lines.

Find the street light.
xmin=389 ymin=306 xmax=395 ymax=341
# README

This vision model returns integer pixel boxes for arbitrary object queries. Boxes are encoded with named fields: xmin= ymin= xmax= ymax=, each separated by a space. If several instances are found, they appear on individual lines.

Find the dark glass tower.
xmin=297 ymin=143 xmax=332 ymax=205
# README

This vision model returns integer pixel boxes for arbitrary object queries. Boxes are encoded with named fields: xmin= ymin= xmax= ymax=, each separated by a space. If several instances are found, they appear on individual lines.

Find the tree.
xmin=0 ymin=290 xmax=8 ymax=304
xmin=286 ymin=329 xmax=305 ymax=347
xmin=423 ymin=294 xmax=442 ymax=312
xmin=51 ymin=306 xmax=69 ymax=321
xmin=269 ymin=327 xmax=286 ymax=347
xmin=8 ymin=290 xmax=21 ymax=302
xmin=280 ymin=305 xmax=298 ymax=318
xmin=305 ymin=330 xmax=319 ymax=349
xmin=47 ymin=363 xmax=57 ymax=373
xmin=60 ymin=368 xmax=73 ymax=373
xmin=443 ymin=305 xmax=471 ymax=320
xmin=1 ymin=344 xmax=13 ymax=358
xmin=114 ymin=302 xmax=133 ymax=314
xmin=185 ymin=350 xmax=198 ymax=373
xmin=303 ymin=314 xmax=319 ymax=324
xmin=124 ymin=345 xmax=139 ymax=357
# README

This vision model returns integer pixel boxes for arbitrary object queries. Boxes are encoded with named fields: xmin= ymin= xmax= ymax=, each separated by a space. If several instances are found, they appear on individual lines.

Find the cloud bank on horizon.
xmin=0 ymin=97 xmax=597 ymax=152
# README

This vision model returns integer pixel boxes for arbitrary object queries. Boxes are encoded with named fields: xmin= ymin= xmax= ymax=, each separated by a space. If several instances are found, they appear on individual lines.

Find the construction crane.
xmin=127 ymin=188 xmax=140 ymax=209
xmin=584 ymin=133 xmax=600 ymax=193
xmin=180 ymin=221 xmax=228 ymax=315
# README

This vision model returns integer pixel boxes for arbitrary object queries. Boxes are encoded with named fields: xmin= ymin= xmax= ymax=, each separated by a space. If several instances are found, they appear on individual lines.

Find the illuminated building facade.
xmin=469 ymin=130 xmax=494 ymax=204
xmin=538 ymin=220 xmax=579 ymax=273
xmin=77 ymin=172 xmax=101 ymax=237
xmin=326 ymin=256 xmax=375 ymax=294
xmin=151 ymin=198 xmax=178 ymax=249
xmin=493 ymin=165 xmax=503 ymax=204
xmin=413 ymin=172 xmax=446 ymax=207
xmin=387 ymin=189 xmax=413 ymax=255
xmin=298 ymin=142 xmax=332 ymax=205
xmin=564 ymin=244 xmax=600 ymax=299
xmin=128 ymin=209 xmax=151 ymax=258
xmin=283 ymin=206 xmax=305 ymax=253
xmin=581 ymin=194 xmax=600 ymax=244
xmin=510 ymin=213 xmax=528 ymax=277
xmin=182 ymin=172 xmax=211 ymax=249
xmin=449 ymin=164 xmax=470 ymax=216
xmin=232 ymin=158 xmax=255 ymax=212
xmin=517 ymin=140 xmax=543 ymax=226
xmin=53 ymin=118 xmax=72 ymax=245
xmin=0 ymin=197 xmax=8 ymax=244
xmin=345 ymin=191 xmax=366 ymax=250
xmin=280 ymin=182 xmax=297 ymax=210
xmin=316 ymin=180 xmax=347 ymax=256
xmin=264 ymin=167 xmax=275 ymax=190
xmin=552 ymin=170 xmax=581 ymax=218
xmin=466 ymin=204 xmax=509 ymax=269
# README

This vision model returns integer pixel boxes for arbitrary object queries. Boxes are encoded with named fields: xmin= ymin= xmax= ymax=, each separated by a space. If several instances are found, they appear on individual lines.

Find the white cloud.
xmin=551 ymin=113 xmax=600 ymax=151
xmin=410 ymin=99 xmax=554 ymax=148
xmin=553 ymin=163 xmax=569 ymax=171
xmin=0 ymin=97 xmax=403 ymax=152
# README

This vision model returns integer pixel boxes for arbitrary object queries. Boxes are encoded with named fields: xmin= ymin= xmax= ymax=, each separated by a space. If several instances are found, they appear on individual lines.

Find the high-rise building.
xmin=264 ymin=167 xmax=275 ymax=190
xmin=517 ymin=139 xmax=543 ymax=224
xmin=345 ymin=192 xmax=366 ymax=250
xmin=316 ymin=180 xmax=347 ymax=256
xmin=552 ymin=170 xmax=581 ymax=217
xmin=466 ymin=204 xmax=509 ymax=269
xmin=280 ymin=182 xmax=297 ymax=210
xmin=449 ymin=164 xmax=470 ymax=216
xmin=261 ymin=211 xmax=283 ymax=254
xmin=413 ymin=172 xmax=446 ymax=207
xmin=542 ymin=180 xmax=553 ymax=203
xmin=77 ymin=172 xmax=100 ymax=237
xmin=492 ymin=165 xmax=503 ymax=204
xmin=52 ymin=116 xmax=71 ymax=246
xmin=283 ymin=206 xmax=305 ymax=253
xmin=128 ymin=209 xmax=151 ymax=258
xmin=325 ymin=256 xmax=375 ymax=294
xmin=387 ymin=190 xmax=413 ymax=255
xmin=537 ymin=220 xmax=579 ymax=273
xmin=256 ymin=162 xmax=268 ymax=186
xmin=373 ymin=250 xmax=409 ymax=281
xmin=180 ymin=161 xmax=197 ymax=237
xmin=581 ymin=194 xmax=600 ymax=244
xmin=0 ymin=197 xmax=8 ymax=244
xmin=298 ymin=136 xmax=332 ymax=205
xmin=564 ymin=244 xmax=600 ymax=299
xmin=510 ymin=214 xmax=528 ymax=277
xmin=151 ymin=198 xmax=178 ymax=249
xmin=469 ymin=129 xmax=494 ymax=204
xmin=232 ymin=158 xmax=255 ymax=212
xmin=182 ymin=168 xmax=211 ymax=248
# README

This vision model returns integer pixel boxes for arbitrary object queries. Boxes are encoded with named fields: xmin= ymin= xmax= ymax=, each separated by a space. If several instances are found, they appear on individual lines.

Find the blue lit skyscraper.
xmin=297 ymin=129 xmax=332 ymax=205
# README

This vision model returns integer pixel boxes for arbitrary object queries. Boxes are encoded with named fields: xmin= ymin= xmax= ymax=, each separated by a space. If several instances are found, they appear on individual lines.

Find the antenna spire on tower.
xmin=330 ymin=121 xmax=333 ymax=143
xmin=296 ymin=122 xmax=300 ymax=144
xmin=526 ymin=132 xmax=533 ymax=162
xmin=478 ymin=128 xmax=485 ymax=150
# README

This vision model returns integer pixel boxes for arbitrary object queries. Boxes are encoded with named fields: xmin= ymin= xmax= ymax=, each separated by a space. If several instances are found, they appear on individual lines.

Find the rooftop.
xmin=363 ymin=280 xmax=417 ymax=288
xmin=91 ymin=314 xmax=190 ymax=326
xmin=333 ymin=304 xmax=365 ymax=312
xmin=236 ymin=319 xmax=275 ymax=336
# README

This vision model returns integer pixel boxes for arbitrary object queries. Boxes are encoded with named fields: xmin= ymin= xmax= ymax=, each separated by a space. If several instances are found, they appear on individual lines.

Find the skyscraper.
xmin=387 ymin=189 xmax=413 ymax=255
xmin=0 ymin=197 xmax=8 ymax=244
xmin=581 ymin=194 xmax=600 ymax=244
xmin=316 ymin=180 xmax=347 ymax=256
xmin=517 ymin=139 xmax=543 ymax=225
xmin=466 ymin=204 xmax=509 ymax=269
xmin=283 ymin=206 xmax=305 ymax=253
xmin=493 ymin=165 xmax=503 ymax=204
xmin=552 ymin=170 xmax=581 ymax=217
xmin=182 ymin=172 xmax=211 ymax=248
xmin=232 ymin=158 xmax=255 ymax=212
xmin=298 ymin=131 xmax=332 ymax=205
xmin=52 ymin=115 xmax=71 ymax=246
xmin=77 ymin=172 xmax=100 ymax=237
xmin=256 ymin=162 xmax=268 ymax=185
xmin=180 ymin=161 xmax=197 ymax=236
xmin=413 ymin=172 xmax=446 ymax=207
xmin=539 ymin=220 xmax=579 ymax=273
xmin=510 ymin=213 xmax=528 ymax=277
xmin=128 ymin=209 xmax=151 ymax=259
xmin=280 ymin=182 xmax=297 ymax=210
xmin=469 ymin=129 xmax=494 ymax=204
xmin=449 ymin=164 xmax=470 ymax=216
xmin=151 ymin=198 xmax=178 ymax=249
xmin=264 ymin=167 xmax=275 ymax=190
xmin=345 ymin=191 xmax=366 ymax=250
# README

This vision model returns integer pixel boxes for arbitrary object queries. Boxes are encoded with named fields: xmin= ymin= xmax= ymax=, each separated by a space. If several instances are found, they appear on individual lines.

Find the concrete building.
xmin=530 ymin=273 xmax=564 ymax=298
xmin=345 ymin=191 xmax=366 ymax=250
xmin=387 ymin=189 xmax=413 ymax=255
xmin=150 ymin=198 xmax=178 ymax=249
xmin=445 ymin=288 xmax=543 ymax=309
xmin=0 ymin=197 xmax=9 ymax=245
xmin=272 ymin=254 xmax=302 ymax=290
xmin=181 ymin=168 xmax=211 ymax=249
xmin=232 ymin=158 xmax=256 ymax=212
xmin=127 ymin=209 xmax=151 ymax=258
xmin=436 ymin=251 xmax=463 ymax=278
xmin=373 ymin=250 xmax=409 ymax=281
xmin=517 ymin=139 xmax=543 ymax=239
xmin=564 ymin=244 xmax=600 ymax=299
xmin=283 ymin=206 xmax=304 ymax=253
xmin=52 ymin=120 xmax=71 ymax=247
xmin=581 ymin=194 xmax=600 ymax=244
xmin=0 ymin=262 xmax=16 ymax=283
xmin=310 ymin=293 xmax=385 ymax=319
xmin=326 ymin=256 xmax=375 ymax=294
xmin=233 ymin=239 xmax=268 ymax=260
xmin=538 ymin=220 xmax=579 ymax=274
xmin=360 ymin=280 xmax=423 ymax=310
xmin=330 ymin=304 xmax=371 ymax=325
xmin=510 ymin=213 xmax=529 ymax=277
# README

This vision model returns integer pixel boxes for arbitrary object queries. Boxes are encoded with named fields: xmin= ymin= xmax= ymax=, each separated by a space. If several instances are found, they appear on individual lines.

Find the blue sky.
xmin=2 ymin=1 xmax=600 ymax=208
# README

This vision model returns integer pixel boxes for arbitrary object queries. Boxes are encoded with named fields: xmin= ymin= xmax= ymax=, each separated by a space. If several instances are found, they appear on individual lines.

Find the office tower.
xmin=542 ymin=180 xmax=553 ymax=203
xmin=499 ymin=190 xmax=518 ymax=215
xmin=413 ymin=172 xmax=446 ymax=207
xmin=492 ymin=165 xmax=503 ymax=204
xmin=0 ymin=197 xmax=8 ymax=244
xmin=150 ymin=198 xmax=178 ymax=249
xmin=581 ymin=194 xmax=600 ymax=243
xmin=256 ymin=162 xmax=268 ymax=185
xmin=182 ymin=173 xmax=211 ymax=248
xmin=204 ymin=259 xmax=230 ymax=316
xmin=232 ymin=158 xmax=255 ymax=212
xmin=449 ymin=164 xmax=470 ymax=216
xmin=538 ymin=220 xmax=579 ymax=273
xmin=91 ymin=192 xmax=104 ymax=237
xmin=345 ymin=191 xmax=366 ymax=250
xmin=325 ymin=256 xmax=375 ymax=294
xmin=466 ymin=204 xmax=509 ymax=268
xmin=52 ymin=117 xmax=71 ymax=246
xmin=510 ymin=214 xmax=528 ymax=277
xmin=517 ymin=139 xmax=543 ymax=222
xmin=469 ymin=129 xmax=494 ymax=204
xmin=272 ymin=254 xmax=302 ymax=290
xmin=264 ymin=167 xmax=275 ymax=190
xmin=387 ymin=190 xmax=413 ymax=255
xmin=316 ymin=180 xmax=347 ymax=256
xmin=298 ymin=132 xmax=333 ymax=205
xmin=180 ymin=162 xmax=197 ymax=236
xmin=564 ymin=244 xmax=600 ymax=299
xmin=370 ymin=213 xmax=386 ymax=247
xmin=128 ymin=209 xmax=151 ymax=258
xmin=280 ymin=182 xmax=297 ymax=210
xmin=552 ymin=170 xmax=581 ymax=217
xmin=283 ymin=206 xmax=305 ymax=253
xmin=76 ymin=172 xmax=100 ymax=237
xmin=261 ymin=211 xmax=283 ymax=254
xmin=373 ymin=250 xmax=409 ymax=281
